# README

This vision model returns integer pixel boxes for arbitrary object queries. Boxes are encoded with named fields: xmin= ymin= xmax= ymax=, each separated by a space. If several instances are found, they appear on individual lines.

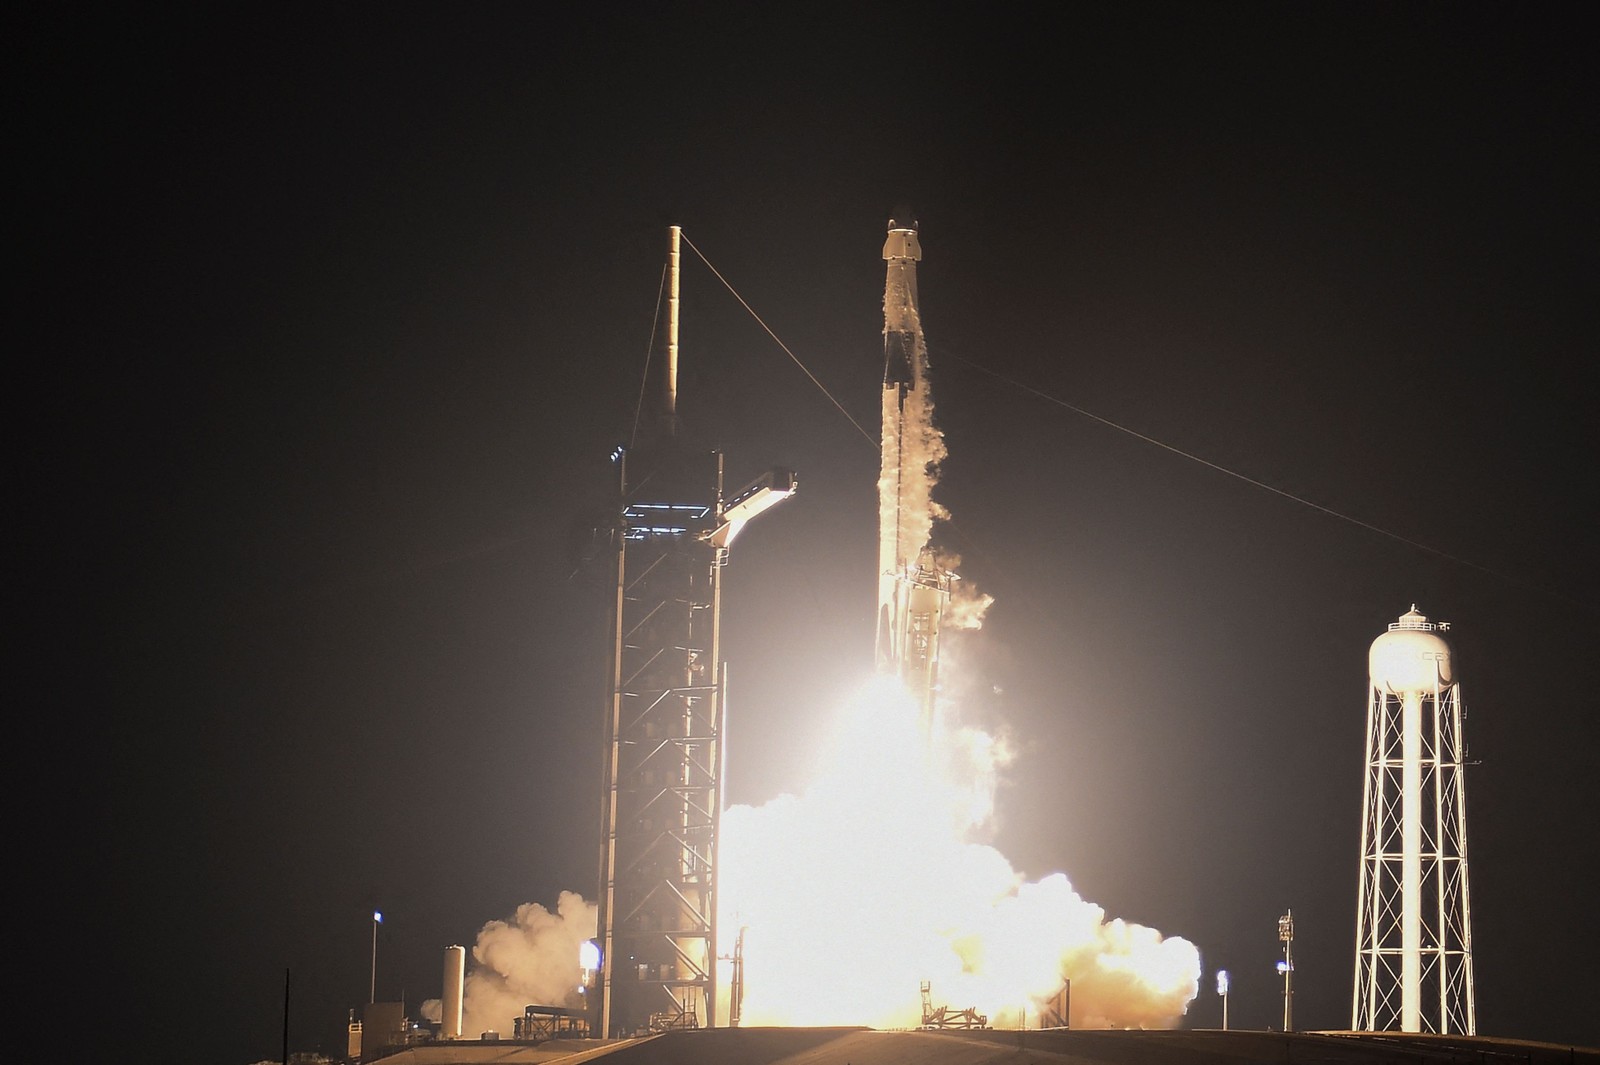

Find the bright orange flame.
xmin=719 ymin=675 xmax=1199 ymax=1028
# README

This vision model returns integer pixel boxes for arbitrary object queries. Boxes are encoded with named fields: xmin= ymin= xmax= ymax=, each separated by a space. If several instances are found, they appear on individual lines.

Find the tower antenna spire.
xmin=665 ymin=225 xmax=680 ymax=436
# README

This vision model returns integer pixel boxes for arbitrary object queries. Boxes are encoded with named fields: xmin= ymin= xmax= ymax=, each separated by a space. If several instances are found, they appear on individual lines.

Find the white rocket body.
xmin=876 ymin=218 xmax=949 ymax=722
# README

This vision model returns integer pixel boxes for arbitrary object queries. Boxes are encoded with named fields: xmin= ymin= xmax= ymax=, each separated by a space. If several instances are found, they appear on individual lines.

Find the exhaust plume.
xmin=719 ymin=678 xmax=1200 ymax=1028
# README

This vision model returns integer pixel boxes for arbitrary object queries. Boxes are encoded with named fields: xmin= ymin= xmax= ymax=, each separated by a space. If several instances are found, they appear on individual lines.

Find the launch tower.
xmin=875 ymin=215 xmax=951 ymax=724
xmin=595 ymin=227 xmax=794 ymax=1037
xmin=1352 ymin=607 xmax=1476 ymax=1034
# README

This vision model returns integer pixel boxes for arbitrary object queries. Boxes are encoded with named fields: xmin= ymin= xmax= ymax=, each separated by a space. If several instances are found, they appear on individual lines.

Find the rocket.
xmin=876 ymin=214 xmax=951 ymax=723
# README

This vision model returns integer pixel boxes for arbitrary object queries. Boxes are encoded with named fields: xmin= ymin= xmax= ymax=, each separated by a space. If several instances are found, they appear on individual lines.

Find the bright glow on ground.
xmin=719 ymin=675 xmax=1200 ymax=1029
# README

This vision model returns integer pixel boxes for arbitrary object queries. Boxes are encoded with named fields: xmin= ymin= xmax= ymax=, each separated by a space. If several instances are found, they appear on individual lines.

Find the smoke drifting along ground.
xmin=453 ymin=892 xmax=596 ymax=1037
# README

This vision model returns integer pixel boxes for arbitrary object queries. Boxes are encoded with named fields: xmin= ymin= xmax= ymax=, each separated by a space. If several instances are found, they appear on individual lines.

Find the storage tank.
xmin=442 ymin=944 xmax=465 ymax=1040
xmin=1369 ymin=606 xmax=1454 ymax=694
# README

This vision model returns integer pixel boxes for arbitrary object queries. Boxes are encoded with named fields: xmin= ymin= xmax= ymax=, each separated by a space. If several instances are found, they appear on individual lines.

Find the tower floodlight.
xmin=370 ymin=911 xmax=383 ymax=1004
xmin=1216 ymin=970 xmax=1229 ymax=1030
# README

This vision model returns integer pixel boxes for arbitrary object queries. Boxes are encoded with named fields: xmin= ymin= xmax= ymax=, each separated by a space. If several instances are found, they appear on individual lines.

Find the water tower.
xmin=1352 ymin=606 xmax=1476 ymax=1034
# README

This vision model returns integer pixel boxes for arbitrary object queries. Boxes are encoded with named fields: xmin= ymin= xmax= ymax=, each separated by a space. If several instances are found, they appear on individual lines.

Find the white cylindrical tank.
xmin=442 ymin=944 xmax=465 ymax=1040
xmin=1369 ymin=606 xmax=1454 ymax=694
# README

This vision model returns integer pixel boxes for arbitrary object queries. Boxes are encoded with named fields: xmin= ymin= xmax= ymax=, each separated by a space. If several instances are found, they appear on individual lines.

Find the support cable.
xmin=680 ymin=231 xmax=876 ymax=446
xmin=937 ymin=343 xmax=1585 ymax=611
xmin=630 ymin=263 xmax=670 ymax=451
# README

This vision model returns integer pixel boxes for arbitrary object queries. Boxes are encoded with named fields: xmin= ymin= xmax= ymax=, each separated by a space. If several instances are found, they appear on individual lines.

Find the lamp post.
xmin=370 ymin=911 xmax=383 ymax=1004
xmin=1216 ymin=970 xmax=1229 ymax=1031
xmin=1277 ymin=910 xmax=1294 ymax=1032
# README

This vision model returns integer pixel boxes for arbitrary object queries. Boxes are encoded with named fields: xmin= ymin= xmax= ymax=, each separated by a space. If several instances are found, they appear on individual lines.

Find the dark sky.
xmin=26 ymin=7 xmax=1596 ymax=1062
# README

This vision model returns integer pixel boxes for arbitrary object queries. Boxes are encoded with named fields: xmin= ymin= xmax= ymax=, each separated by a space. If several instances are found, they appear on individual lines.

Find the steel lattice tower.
xmin=1352 ymin=607 xmax=1476 ymax=1034
xmin=596 ymin=446 xmax=724 ymax=1037
xmin=594 ymin=227 xmax=793 ymax=1038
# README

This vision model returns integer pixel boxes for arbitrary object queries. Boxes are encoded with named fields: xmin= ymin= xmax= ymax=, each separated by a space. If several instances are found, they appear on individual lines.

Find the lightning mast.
xmin=1352 ymin=607 xmax=1476 ymax=1034
xmin=595 ymin=226 xmax=795 ymax=1038
xmin=875 ymin=214 xmax=951 ymax=724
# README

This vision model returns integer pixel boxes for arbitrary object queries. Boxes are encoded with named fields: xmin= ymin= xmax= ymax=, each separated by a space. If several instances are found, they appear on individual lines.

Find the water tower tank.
xmin=1368 ymin=607 xmax=1454 ymax=694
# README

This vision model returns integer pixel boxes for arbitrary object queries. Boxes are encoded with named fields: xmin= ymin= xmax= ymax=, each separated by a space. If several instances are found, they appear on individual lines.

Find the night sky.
xmin=29 ymin=7 xmax=1596 ymax=1062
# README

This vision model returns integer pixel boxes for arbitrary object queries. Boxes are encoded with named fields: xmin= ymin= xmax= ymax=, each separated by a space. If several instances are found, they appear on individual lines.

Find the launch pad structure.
xmin=920 ymin=981 xmax=989 ymax=1031
xmin=593 ymin=226 xmax=794 ymax=1039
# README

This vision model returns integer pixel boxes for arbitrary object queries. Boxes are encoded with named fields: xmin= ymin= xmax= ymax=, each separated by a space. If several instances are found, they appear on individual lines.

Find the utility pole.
xmin=281 ymin=968 xmax=290 ymax=1065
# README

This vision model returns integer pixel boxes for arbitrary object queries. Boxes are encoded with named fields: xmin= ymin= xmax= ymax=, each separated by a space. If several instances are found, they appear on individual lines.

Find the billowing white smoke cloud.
xmin=718 ymin=678 xmax=1199 ymax=1030
xmin=455 ymin=892 xmax=597 ymax=1038
xmin=939 ymin=553 xmax=995 ymax=632
xmin=946 ymin=582 xmax=996 ymax=631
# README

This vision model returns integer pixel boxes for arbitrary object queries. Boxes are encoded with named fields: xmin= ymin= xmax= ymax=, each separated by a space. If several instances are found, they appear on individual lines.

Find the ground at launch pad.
xmin=367 ymin=1026 xmax=1595 ymax=1065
